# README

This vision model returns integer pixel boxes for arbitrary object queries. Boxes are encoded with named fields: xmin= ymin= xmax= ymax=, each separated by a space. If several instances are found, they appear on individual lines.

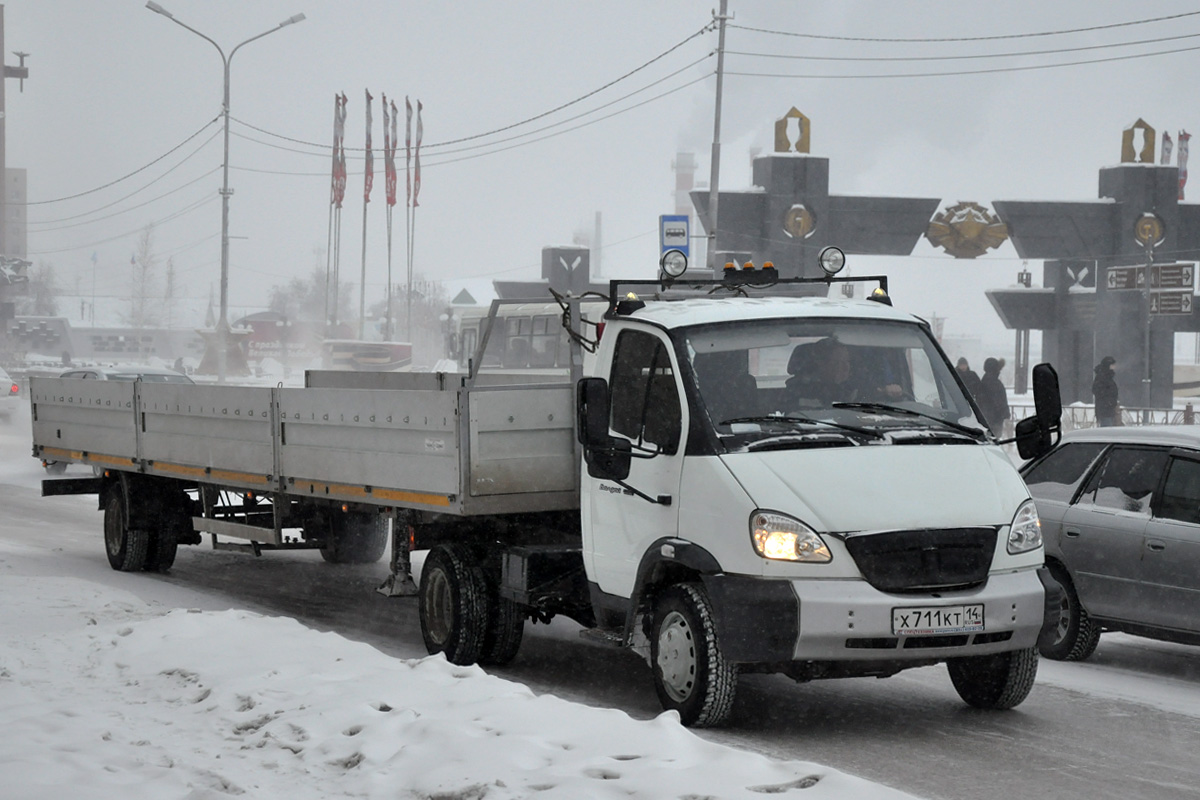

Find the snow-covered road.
xmin=4 ymin=404 xmax=1200 ymax=799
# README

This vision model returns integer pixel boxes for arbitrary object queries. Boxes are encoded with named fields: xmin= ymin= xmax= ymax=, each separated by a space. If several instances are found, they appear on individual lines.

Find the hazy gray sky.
xmin=6 ymin=1 xmax=1199 ymax=352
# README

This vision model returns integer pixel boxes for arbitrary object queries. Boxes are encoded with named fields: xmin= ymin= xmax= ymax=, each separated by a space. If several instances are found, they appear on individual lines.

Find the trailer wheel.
xmin=479 ymin=594 xmax=525 ymax=666
xmin=44 ymin=460 xmax=67 ymax=475
xmin=419 ymin=544 xmax=488 ymax=665
xmin=319 ymin=511 xmax=388 ymax=564
xmin=947 ymin=645 xmax=1039 ymax=710
xmin=103 ymin=489 xmax=149 ymax=572
xmin=650 ymin=583 xmax=737 ymax=727
xmin=142 ymin=490 xmax=190 ymax=573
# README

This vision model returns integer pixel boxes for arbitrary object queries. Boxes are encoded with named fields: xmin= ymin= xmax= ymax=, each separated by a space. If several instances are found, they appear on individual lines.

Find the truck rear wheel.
xmin=1040 ymin=564 xmax=1101 ymax=662
xmin=419 ymin=545 xmax=488 ymax=665
xmin=947 ymin=645 xmax=1039 ymax=709
xmin=103 ymin=489 xmax=149 ymax=572
xmin=650 ymin=583 xmax=737 ymax=727
xmin=479 ymin=594 xmax=525 ymax=666
xmin=319 ymin=511 xmax=388 ymax=564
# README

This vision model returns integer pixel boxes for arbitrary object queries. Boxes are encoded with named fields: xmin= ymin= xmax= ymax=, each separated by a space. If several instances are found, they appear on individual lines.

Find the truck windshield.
xmin=681 ymin=317 xmax=985 ymax=446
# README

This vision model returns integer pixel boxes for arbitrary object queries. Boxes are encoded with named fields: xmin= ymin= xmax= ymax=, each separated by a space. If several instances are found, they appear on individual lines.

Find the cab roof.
xmin=619 ymin=294 xmax=918 ymax=330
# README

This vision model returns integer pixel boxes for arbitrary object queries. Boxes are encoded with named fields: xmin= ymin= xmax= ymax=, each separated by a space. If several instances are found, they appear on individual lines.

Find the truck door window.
xmin=609 ymin=330 xmax=681 ymax=455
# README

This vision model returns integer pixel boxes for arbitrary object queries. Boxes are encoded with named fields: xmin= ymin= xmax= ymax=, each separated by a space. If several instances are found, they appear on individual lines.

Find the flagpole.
xmin=359 ymin=89 xmax=373 ymax=340
xmin=404 ymin=96 xmax=413 ymax=345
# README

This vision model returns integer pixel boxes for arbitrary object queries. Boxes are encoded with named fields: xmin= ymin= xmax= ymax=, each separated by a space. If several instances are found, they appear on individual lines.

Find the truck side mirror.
xmin=1014 ymin=363 xmax=1062 ymax=460
xmin=577 ymin=377 xmax=611 ymax=448
xmin=576 ymin=377 xmax=632 ymax=481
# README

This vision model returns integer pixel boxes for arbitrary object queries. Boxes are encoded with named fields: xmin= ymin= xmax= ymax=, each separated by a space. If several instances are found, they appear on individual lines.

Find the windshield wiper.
xmin=830 ymin=402 xmax=986 ymax=439
xmin=719 ymin=414 xmax=885 ymax=440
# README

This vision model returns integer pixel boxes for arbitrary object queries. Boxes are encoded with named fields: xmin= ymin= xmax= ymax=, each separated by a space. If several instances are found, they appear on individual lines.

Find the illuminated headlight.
xmin=1007 ymin=499 xmax=1043 ymax=554
xmin=751 ymin=511 xmax=831 ymax=562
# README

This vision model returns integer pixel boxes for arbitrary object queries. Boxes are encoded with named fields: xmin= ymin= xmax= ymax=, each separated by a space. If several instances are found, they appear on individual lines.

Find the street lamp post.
xmin=145 ymin=2 xmax=305 ymax=383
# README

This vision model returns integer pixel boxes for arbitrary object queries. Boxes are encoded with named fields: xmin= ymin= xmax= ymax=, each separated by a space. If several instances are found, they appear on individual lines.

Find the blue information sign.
xmin=659 ymin=215 xmax=690 ymax=259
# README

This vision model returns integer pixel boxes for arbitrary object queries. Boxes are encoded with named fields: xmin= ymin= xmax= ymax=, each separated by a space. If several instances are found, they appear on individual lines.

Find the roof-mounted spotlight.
xmin=818 ymin=246 xmax=845 ymax=277
xmin=659 ymin=248 xmax=688 ymax=279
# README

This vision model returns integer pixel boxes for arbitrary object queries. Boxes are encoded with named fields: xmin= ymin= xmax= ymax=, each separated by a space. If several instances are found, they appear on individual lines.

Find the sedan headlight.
xmin=1008 ymin=499 xmax=1043 ymax=554
xmin=751 ymin=511 xmax=831 ymax=562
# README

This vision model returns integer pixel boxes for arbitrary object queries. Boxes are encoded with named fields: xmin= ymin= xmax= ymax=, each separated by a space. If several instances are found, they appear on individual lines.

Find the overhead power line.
xmin=24 ymin=117 xmax=220 ymax=206
xmin=725 ymin=30 xmax=1200 ymax=63
xmin=727 ymin=41 xmax=1200 ymax=80
xmin=229 ymin=51 xmax=713 ymax=162
xmin=226 ymin=23 xmax=715 ymax=154
xmin=728 ymin=10 xmax=1200 ymax=43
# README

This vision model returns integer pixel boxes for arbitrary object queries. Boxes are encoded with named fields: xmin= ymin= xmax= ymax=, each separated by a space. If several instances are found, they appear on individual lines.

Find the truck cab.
xmin=574 ymin=259 xmax=1062 ymax=725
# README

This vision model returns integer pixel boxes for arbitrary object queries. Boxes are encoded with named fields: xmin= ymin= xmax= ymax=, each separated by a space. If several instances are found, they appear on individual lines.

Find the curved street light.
xmin=145 ymin=2 xmax=305 ymax=383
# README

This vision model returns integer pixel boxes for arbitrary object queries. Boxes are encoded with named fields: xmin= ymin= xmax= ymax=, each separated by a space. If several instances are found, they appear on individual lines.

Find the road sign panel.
xmin=1106 ymin=265 xmax=1145 ymax=290
xmin=660 ymin=215 xmax=689 ymax=258
xmin=1150 ymin=290 xmax=1194 ymax=315
xmin=1150 ymin=263 xmax=1196 ymax=289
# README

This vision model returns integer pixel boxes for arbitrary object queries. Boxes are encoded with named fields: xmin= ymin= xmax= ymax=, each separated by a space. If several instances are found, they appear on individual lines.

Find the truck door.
xmin=583 ymin=327 xmax=685 ymax=599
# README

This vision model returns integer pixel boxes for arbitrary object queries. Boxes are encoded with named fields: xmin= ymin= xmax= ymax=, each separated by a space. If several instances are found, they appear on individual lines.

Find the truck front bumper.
xmin=703 ymin=568 xmax=1047 ymax=664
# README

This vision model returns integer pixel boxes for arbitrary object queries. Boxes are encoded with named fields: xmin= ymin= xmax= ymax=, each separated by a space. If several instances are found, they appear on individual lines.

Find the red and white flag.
xmin=1162 ymin=131 xmax=1174 ymax=166
xmin=363 ymin=89 xmax=374 ymax=203
xmin=413 ymin=100 xmax=423 ymax=208
xmin=384 ymin=95 xmax=397 ymax=207
xmin=405 ymin=96 xmax=413 ymax=208
xmin=331 ymin=93 xmax=348 ymax=208
xmin=1180 ymin=130 xmax=1191 ymax=201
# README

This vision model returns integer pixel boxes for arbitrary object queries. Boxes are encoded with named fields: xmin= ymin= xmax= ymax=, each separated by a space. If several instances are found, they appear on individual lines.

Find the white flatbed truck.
xmin=31 ymin=254 xmax=1064 ymax=727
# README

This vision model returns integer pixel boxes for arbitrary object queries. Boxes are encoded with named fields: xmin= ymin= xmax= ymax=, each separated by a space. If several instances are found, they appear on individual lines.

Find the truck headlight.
xmin=751 ymin=511 xmax=831 ymax=562
xmin=1007 ymin=499 xmax=1043 ymax=554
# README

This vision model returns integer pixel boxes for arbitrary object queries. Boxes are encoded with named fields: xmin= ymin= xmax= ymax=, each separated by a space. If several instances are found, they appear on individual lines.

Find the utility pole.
xmin=0 ymin=6 xmax=30 ymax=258
xmin=705 ymin=0 xmax=730 ymax=270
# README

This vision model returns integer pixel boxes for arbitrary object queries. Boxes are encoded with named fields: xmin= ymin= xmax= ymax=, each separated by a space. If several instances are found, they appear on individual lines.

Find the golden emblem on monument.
xmin=774 ymin=107 xmax=810 ymax=154
xmin=925 ymin=202 xmax=1009 ymax=259
xmin=1121 ymin=118 xmax=1156 ymax=164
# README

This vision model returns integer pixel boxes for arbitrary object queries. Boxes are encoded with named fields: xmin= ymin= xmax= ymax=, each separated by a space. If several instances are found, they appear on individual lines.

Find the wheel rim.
xmin=656 ymin=610 xmax=697 ymax=703
xmin=1054 ymin=591 xmax=1072 ymax=644
xmin=104 ymin=497 xmax=125 ymax=558
xmin=424 ymin=566 xmax=453 ymax=646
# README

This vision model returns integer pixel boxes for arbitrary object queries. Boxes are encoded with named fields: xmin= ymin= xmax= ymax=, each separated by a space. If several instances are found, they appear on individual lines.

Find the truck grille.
xmin=843 ymin=527 xmax=997 ymax=593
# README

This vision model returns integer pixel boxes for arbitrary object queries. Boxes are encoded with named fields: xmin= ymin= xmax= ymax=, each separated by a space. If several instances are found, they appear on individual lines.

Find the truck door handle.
xmin=1064 ymin=528 xmax=1081 ymax=538
xmin=1146 ymin=539 xmax=1167 ymax=552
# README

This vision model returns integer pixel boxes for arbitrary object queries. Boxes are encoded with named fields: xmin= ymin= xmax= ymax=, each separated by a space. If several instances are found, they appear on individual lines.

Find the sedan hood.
xmin=721 ymin=444 xmax=1029 ymax=533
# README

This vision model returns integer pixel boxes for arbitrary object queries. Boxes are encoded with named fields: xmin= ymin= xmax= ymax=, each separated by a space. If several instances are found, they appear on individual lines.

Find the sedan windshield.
xmin=681 ymin=317 xmax=985 ymax=448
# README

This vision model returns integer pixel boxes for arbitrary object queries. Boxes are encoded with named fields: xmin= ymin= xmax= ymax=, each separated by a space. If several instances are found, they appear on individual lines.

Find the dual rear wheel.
xmin=418 ymin=544 xmax=525 ymax=667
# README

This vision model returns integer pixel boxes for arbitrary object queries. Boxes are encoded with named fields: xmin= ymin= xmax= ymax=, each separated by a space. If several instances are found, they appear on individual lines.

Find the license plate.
xmin=892 ymin=604 xmax=984 ymax=635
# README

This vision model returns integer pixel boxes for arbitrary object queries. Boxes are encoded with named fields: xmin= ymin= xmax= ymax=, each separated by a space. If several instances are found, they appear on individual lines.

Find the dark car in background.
xmin=42 ymin=365 xmax=195 ymax=473
xmin=1021 ymin=426 xmax=1200 ymax=660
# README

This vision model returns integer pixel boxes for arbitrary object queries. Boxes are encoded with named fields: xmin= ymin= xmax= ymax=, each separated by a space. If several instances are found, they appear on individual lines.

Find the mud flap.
xmin=1037 ymin=566 xmax=1064 ymax=651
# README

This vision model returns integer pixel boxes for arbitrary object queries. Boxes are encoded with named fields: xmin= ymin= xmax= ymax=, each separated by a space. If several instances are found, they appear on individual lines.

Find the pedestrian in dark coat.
xmin=1092 ymin=355 xmax=1119 ymax=427
xmin=955 ymin=357 xmax=983 ymax=401
xmin=978 ymin=357 xmax=1010 ymax=437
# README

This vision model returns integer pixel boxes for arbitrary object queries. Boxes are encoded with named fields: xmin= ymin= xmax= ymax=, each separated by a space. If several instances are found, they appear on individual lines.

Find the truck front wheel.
xmin=419 ymin=545 xmax=488 ymax=665
xmin=947 ymin=645 xmax=1038 ymax=709
xmin=103 ymin=489 xmax=149 ymax=572
xmin=650 ymin=584 xmax=737 ymax=727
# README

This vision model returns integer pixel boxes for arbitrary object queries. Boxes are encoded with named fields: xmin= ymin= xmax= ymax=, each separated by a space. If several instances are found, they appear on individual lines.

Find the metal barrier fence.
xmin=1008 ymin=402 xmax=1200 ymax=432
